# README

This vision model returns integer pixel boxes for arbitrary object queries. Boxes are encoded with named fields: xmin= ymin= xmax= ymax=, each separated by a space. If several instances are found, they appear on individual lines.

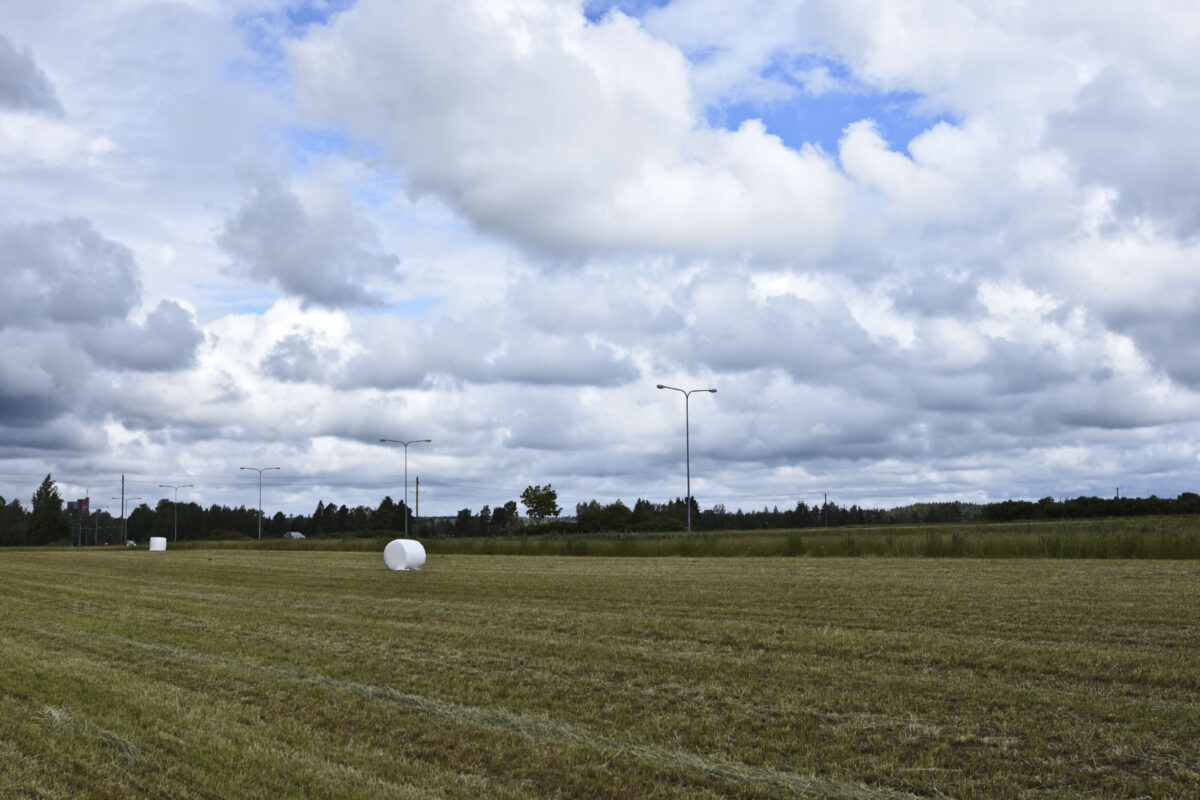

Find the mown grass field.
xmin=2 ymin=549 xmax=1198 ymax=798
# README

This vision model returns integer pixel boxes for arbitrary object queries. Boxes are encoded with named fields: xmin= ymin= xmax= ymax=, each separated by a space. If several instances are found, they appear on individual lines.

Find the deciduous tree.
xmin=520 ymin=484 xmax=561 ymax=522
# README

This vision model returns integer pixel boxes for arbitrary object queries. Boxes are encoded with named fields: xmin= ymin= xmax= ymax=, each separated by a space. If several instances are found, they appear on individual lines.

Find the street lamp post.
xmin=111 ymin=496 xmax=141 ymax=544
xmin=93 ymin=505 xmax=105 ymax=547
xmin=379 ymin=438 xmax=431 ymax=538
xmin=159 ymin=483 xmax=194 ymax=542
xmin=656 ymin=384 xmax=717 ymax=532
xmin=240 ymin=467 xmax=280 ymax=539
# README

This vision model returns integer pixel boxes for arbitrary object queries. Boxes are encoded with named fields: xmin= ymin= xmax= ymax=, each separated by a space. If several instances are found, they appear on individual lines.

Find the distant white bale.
xmin=149 ymin=537 xmax=167 ymax=552
xmin=384 ymin=539 xmax=426 ymax=571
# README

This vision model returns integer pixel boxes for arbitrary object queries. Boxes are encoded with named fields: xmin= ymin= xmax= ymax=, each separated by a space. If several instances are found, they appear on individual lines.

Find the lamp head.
xmin=656 ymin=384 xmax=665 ymax=389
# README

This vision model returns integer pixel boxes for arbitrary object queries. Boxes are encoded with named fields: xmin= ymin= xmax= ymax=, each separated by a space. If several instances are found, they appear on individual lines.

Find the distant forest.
xmin=3 ymin=473 xmax=1200 ymax=546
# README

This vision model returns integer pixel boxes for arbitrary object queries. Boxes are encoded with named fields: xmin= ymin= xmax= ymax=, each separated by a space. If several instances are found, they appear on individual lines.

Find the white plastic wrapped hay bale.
xmin=149 ymin=537 xmax=167 ymax=552
xmin=384 ymin=539 xmax=426 ymax=570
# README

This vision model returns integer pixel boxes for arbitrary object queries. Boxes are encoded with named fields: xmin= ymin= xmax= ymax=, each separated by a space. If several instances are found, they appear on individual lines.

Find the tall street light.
xmin=93 ymin=505 xmax=106 ymax=547
xmin=656 ymin=384 xmax=717 ymax=533
xmin=379 ymin=438 xmax=431 ymax=538
xmin=159 ymin=483 xmax=193 ymax=542
xmin=111 ymin=495 xmax=141 ymax=544
xmin=240 ymin=466 xmax=280 ymax=539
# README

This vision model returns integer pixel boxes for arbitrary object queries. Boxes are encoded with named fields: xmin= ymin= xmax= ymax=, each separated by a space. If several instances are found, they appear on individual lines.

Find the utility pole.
xmin=1114 ymin=487 xmax=1120 ymax=499
xmin=82 ymin=489 xmax=90 ymax=546
xmin=414 ymin=476 xmax=422 ymax=535
xmin=414 ymin=480 xmax=429 ymax=527
xmin=111 ymin=481 xmax=141 ymax=545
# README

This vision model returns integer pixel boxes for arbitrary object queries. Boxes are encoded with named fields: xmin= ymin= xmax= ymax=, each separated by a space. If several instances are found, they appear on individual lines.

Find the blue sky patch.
xmin=381 ymin=296 xmax=441 ymax=316
xmin=205 ymin=287 xmax=279 ymax=318
xmin=283 ymin=126 xmax=351 ymax=160
xmin=583 ymin=0 xmax=671 ymax=24
xmin=707 ymin=55 xmax=955 ymax=156
xmin=233 ymin=1 xmax=355 ymax=72
xmin=581 ymin=5 xmax=954 ymax=156
xmin=283 ymin=1 xmax=355 ymax=35
xmin=273 ymin=125 xmax=387 ymax=177
xmin=710 ymin=87 xmax=953 ymax=157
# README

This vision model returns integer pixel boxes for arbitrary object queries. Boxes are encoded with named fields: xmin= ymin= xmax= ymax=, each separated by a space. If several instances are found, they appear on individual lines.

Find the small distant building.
xmin=283 ymin=531 xmax=305 ymax=539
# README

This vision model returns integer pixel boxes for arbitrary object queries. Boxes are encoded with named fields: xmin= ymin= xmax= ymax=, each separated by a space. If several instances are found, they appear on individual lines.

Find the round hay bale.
xmin=384 ymin=538 xmax=426 ymax=570
xmin=149 ymin=537 xmax=167 ymax=552
xmin=401 ymin=539 xmax=426 ymax=570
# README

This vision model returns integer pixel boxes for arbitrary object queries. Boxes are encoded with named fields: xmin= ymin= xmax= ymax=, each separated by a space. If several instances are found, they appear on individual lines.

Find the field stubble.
xmin=0 ymin=550 xmax=1197 ymax=799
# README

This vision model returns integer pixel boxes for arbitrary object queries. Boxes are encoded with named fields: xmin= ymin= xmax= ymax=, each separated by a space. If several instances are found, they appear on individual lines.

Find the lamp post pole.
xmin=379 ymin=439 xmax=431 ymax=538
xmin=111 ymin=496 xmax=141 ymax=544
xmin=656 ymin=384 xmax=717 ymax=532
xmin=159 ymin=484 xmax=193 ymax=542
xmin=94 ymin=505 xmax=105 ymax=547
xmin=240 ymin=467 xmax=279 ymax=539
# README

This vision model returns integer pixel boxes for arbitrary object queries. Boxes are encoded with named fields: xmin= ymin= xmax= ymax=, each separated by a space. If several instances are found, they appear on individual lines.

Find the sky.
xmin=2 ymin=0 xmax=1200 ymax=520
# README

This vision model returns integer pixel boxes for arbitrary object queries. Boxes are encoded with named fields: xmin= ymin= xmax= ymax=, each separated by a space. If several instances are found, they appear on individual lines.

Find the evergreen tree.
xmin=454 ymin=508 xmax=473 ymax=536
xmin=29 ymin=474 xmax=70 ymax=545
xmin=152 ymin=498 xmax=175 ymax=539
xmin=373 ymin=496 xmax=398 ymax=530
xmin=0 ymin=497 xmax=28 ymax=546
xmin=313 ymin=500 xmax=328 ymax=534
xmin=347 ymin=505 xmax=370 ymax=531
xmin=397 ymin=500 xmax=414 ymax=532
xmin=127 ymin=503 xmax=155 ymax=542
xmin=631 ymin=498 xmax=655 ymax=525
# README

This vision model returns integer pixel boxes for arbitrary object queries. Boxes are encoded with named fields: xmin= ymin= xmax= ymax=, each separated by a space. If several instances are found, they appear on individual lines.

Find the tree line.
xmin=0 ymin=474 xmax=538 ymax=546
xmin=0 ymin=474 xmax=423 ymax=546
xmin=3 ymin=474 xmax=1200 ymax=546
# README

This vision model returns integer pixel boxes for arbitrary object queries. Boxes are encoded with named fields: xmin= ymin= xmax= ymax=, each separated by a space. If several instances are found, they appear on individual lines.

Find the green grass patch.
xmin=2 ymin=550 xmax=1198 ymax=797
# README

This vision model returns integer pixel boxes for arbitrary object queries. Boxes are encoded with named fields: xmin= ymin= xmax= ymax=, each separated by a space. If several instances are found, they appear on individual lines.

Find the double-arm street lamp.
xmin=656 ymin=384 xmax=717 ymax=532
xmin=240 ymin=466 xmax=280 ymax=539
xmin=379 ymin=438 xmax=431 ymax=538
xmin=111 ymin=495 xmax=141 ymax=544
xmin=158 ymin=483 xmax=194 ymax=542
